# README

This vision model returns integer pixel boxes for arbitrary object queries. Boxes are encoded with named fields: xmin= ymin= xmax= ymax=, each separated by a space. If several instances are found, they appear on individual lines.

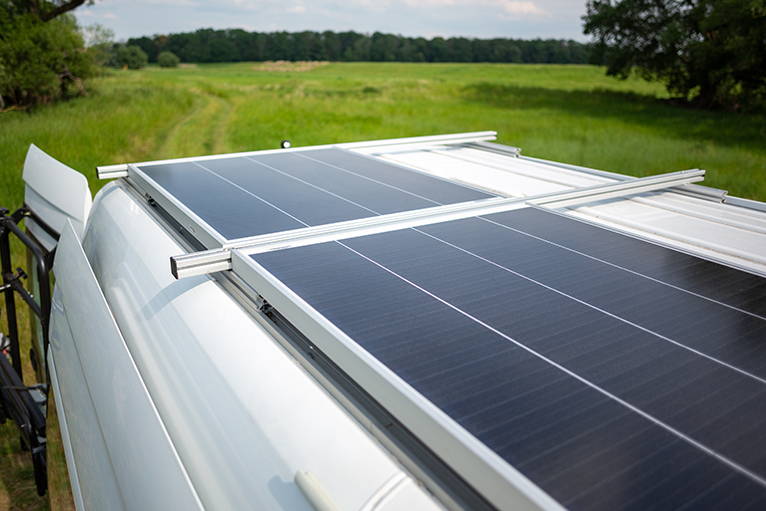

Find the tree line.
xmin=126 ymin=29 xmax=597 ymax=65
xmin=2 ymin=1 xmax=763 ymax=110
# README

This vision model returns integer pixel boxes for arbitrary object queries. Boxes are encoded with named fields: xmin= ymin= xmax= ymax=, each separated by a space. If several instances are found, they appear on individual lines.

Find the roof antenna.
xmin=280 ymin=139 xmax=292 ymax=149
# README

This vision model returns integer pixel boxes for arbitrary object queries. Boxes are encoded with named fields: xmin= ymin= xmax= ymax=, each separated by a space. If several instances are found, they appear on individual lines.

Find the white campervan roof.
xmin=28 ymin=132 xmax=766 ymax=510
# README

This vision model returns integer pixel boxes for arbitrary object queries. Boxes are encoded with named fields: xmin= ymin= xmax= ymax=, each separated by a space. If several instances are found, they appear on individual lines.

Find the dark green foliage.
xmin=583 ymin=0 xmax=766 ymax=110
xmin=157 ymin=51 xmax=180 ymax=68
xmin=0 ymin=13 xmax=94 ymax=106
xmin=127 ymin=29 xmax=596 ymax=65
xmin=0 ymin=1 xmax=95 ymax=107
xmin=2 ymin=0 xmax=92 ymax=22
xmin=111 ymin=45 xmax=148 ymax=70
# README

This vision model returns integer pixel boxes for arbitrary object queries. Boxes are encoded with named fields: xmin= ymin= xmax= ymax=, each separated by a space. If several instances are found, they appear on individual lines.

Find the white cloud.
xmin=343 ymin=0 xmax=547 ymax=17
xmin=498 ymin=1 xmax=547 ymax=16
xmin=286 ymin=5 xmax=306 ymax=14
xmin=102 ymin=12 xmax=118 ymax=19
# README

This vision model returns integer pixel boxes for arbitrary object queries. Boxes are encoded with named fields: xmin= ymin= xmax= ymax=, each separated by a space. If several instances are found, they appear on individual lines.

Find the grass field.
xmin=0 ymin=61 xmax=765 ymax=509
xmin=2 ymin=62 xmax=766 ymax=209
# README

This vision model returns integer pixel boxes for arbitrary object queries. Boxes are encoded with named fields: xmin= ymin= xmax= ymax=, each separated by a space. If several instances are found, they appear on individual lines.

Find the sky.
xmin=75 ymin=0 xmax=590 ymax=42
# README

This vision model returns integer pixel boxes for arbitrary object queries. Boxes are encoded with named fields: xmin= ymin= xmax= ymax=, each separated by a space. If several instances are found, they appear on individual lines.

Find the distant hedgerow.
xmin=111 ymin=44 xmax=148 ymax=70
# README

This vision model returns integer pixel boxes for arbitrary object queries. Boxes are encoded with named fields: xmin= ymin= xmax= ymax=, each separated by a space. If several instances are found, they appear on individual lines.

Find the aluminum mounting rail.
xmin=95 ymin=131 xmax=498 ymax=180
xmin=171 ymin=196 xmax=517 ymax=279
xmin=96 ymin=163 xmax=129 ymax=180
xmin=466 ymin=141 xmax=522 ymax=157
xmin=170 ymin=168 xmax=705 ymax=279
xmin=530 ymin=168 xmax=704 ymax=209
xmin=337 ymin=131 xmax=497 ymax=149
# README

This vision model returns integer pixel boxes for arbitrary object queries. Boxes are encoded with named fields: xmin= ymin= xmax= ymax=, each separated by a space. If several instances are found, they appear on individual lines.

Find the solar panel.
xmin=484 ymin=208 xmax=766 ymax=317
xmin=248 ymin=206 xmax=766 ymax=510
xmin=295 ymin=148 xmax=491 ymax=205
xmin=117 ymin=134 xmax=765 ymax=508
xmin=137 ymin=147 xmax=492 ymax=241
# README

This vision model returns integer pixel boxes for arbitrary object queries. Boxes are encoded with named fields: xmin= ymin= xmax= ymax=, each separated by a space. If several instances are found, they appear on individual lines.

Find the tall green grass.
xmin=0 ymin=75 xmax=197 ymax=207
xmin=2 ymin=62 xmax=764 ymax=205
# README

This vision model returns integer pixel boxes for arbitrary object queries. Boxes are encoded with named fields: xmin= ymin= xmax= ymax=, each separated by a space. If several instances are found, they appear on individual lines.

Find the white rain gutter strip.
xmin=422 ymin=148 xmax=610 ymax=190
xmin=171 ymin=169 xmax=705 ymax=279
xmin=373 ymin=151 xmax=565 ymax=198
xmin=519 ymin=155 xmax=632 ymax=182
xmin=566 ymin=205 xmax=766 ymax=270
xmin=629 ymin=196 xmax=766 ymax=235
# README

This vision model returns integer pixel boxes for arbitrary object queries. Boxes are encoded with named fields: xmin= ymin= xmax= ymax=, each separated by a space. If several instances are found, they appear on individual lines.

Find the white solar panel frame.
xmin=230 ymin=248 xmax=565 ymax=511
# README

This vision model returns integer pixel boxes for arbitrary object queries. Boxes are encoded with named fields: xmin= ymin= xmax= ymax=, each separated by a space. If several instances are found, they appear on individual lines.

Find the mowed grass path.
xmin=0 ymin=62 xmax=764 ymax=510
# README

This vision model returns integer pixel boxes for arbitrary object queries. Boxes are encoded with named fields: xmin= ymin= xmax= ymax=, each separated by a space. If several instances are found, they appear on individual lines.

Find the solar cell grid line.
xmin=339 ymin=228 xmax=766 ymax=472
xmin=471 ymin=215 xmax=766 ymax=322
xmin=343 ymin=231 xmax=766 ymax=413
xmin=194 ymin=156 xmax=380 ymax=226
xmin=246 ymin=151 xmax=442 ymax=215
xmin=414 ymin=218 xmax=766 ymax=381
xmin=139 ymin=147 xmax=495 ymax=242
xmin=136 ymin=160 xmax=306 ymax=240
xmin=249 ymin=239 xmax=766 ymax=510
xmin=192 ymin=161 xmax=311 ymax=226
xmin=482 ymin=207 xmax=766 ymax=317
xmin=242 ymin=156 xmax=380 ymax=216
xmin=292 ymin=147 xmax=493 ymax=204
xmin=249 ymin=248 xmax=760 ymax=511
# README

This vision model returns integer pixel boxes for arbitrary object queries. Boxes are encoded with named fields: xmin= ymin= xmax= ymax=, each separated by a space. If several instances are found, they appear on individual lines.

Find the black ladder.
xmin=0 ymin=206 xmax=57 ymax=496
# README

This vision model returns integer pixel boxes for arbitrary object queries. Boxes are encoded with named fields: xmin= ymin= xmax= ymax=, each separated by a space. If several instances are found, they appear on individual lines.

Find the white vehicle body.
xmin=17 ymin=133 xmax=766 ymax=510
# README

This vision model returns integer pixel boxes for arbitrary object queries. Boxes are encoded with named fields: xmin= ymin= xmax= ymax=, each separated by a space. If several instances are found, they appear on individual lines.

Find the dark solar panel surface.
xmin=251 ymin=207 xmax=766 ymax=510
xmin=138 ymin=148 xmax=491 ymax=240
xmin=484 ymin=208 xmax=766 ymax=317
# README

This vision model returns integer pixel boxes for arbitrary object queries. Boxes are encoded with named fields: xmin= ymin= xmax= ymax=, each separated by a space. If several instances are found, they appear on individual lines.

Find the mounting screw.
xmin=280 ymin=140 xmax=292 ymax=149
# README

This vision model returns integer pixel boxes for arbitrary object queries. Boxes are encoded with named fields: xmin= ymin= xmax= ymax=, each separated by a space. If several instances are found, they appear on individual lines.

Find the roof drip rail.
xmin=169 ymin=169 xmax=705 ymax=279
